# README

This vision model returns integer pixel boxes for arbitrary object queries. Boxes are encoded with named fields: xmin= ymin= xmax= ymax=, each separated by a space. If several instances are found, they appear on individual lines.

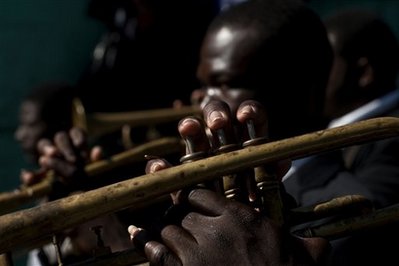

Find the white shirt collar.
xmin=328 ymin=89 xmax=399 ymax=128
xmin=283 ymin=88 xmax=399 ymax=182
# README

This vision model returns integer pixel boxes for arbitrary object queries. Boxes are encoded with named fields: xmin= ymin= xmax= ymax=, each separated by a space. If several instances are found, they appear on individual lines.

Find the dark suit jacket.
xmin=284 ymin=110 xmax=399 ymax=266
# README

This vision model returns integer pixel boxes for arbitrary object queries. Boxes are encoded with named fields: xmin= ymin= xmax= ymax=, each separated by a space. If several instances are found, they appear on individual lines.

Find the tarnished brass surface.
xmin=72 ymin=97 xmax=202 ymax=138
xmin=293 ymin=202 xmax=399 ymax=240
xmin=0 ymin=117 xmax=399 ymax=253
xmin=290 ymin=195 xmax=373 ymax=225
xmin=0 ymin=137 xmax=184 ymax=216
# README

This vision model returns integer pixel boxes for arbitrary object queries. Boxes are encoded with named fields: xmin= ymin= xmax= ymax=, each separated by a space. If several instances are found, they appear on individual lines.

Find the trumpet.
xmin=292 ymin=201 xmax=399 ymax=240
xmin=72 ymin=97 xmax=202 ymax=140
xmin=1 ymin=116 xmax=399 ymax=258
xmin=0 ymin=137 xmax=185 ymax=216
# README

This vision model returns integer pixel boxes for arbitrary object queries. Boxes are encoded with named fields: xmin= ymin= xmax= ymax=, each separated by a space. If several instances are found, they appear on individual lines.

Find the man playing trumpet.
xmin=128 ymin=0 xmax=334 ymax=265
xmin=24 ymin=1 xmax=399 ymax=266
xmin=130 ymin=2 xmax=399 ymax=265
xmin=28 ymin=0 xmax=332 ymax=264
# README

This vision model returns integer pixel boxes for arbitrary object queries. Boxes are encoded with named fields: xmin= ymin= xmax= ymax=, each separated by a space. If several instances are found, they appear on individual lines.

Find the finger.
xmin=160 ymin=224 xmax=197 ymax=259
xmin=145 ymin=159 xmax=172 ymax=174
xmin=20 ymin=169 xmax=46 ymax=186
xmin=145 ymin=159 xmax=182 ymax=204
xmin=69 ymin=127 xmax=87 ymax=149
xmin=70 ymin=127 xmax=91 ymax=163
xmin=145 ymin=241 xmax=182 ymax=266
xmin=178 ymin=117 xmax=211 ymax=159
xmin=179 ymin=211 xmax=210 ymax=238
xmin=90 ymin=146 xmax=103 ymax=162
xmin=179 ymin=116 xmax=222 ymax=192
xmin=236 ymin=100 xmax=268 ymax=142
xmin=128 ymin=225 xmax=182 ymax=266
xmin=54 ymin=131 xmax=77 ymax=162
xmin=203 ymin=101 xmax=247 ymax=199
xmin=20 ymin=169 xmax=34 ymax=186
xmin=128 ymin=225 xmax=155 ymax=250
xmin=186 ymin=188 xmax=229 ymax=216
xmin=39 ymin=156 xmax=76 ymax=182
xmin=37 ymin=139 xmax=57 ymax=157
xmin=203 ymin=100 xmax=231 ymax=131
xmin=203 ymin=100 xmax=238 ymax=149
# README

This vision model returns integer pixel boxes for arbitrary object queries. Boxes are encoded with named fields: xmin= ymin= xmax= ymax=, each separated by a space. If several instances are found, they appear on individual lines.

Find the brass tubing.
xmin=89 ymin=106 xmax=202 ymax=126
xmin=292 ymin=202 xmax=399 ymax=240
xmin=72 ymin=97 xmax=202 ymax=138
xmin=0 ymin=117 xmax=398 ymax=253
xmin=0 ymin=137 xmax=184 ymax=215
xmin=289 ymin=195 xmax=373 ymax=225
xmin=86 ymin=106 xmax=202 ymax=138
xmin=84 ymin=137 xmax=184 ymax=177
xmin=0 ymin=173 xmax=53 ymax=215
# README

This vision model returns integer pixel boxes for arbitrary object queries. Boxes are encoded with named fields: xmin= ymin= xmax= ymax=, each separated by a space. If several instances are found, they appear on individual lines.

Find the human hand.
xmin=128 ymin=186 xmax=330 ymax=266
xmin=127 ymin=100 xmax=330 ymax=266
xmin=34 ymin=127 xmax=102 ymax=186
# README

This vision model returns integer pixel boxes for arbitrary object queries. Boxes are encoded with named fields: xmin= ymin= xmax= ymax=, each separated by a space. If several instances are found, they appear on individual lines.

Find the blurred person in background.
xmin=284 ymin=8 xmax=399 ymax=266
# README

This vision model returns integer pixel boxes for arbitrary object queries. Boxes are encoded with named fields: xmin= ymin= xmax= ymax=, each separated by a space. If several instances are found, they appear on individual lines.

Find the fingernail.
xmin=209 ymin=111 xmax=224 ymax=124
xmin=240 ymin=105 xmax=255 ymax=115
xmin=128 ymin=225 xmax=138 ymax=234
xmin=39 ymin=156 xmax=47 ymax=166
xmin=150 ymin=162 xmax=165 ymax=173
xmin=44 ymin=145 xmax=57 ymax=155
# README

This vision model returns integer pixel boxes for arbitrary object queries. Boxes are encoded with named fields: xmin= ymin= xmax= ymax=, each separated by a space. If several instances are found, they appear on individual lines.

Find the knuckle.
xmin=147 ymin=243 xmax=171 ymax=265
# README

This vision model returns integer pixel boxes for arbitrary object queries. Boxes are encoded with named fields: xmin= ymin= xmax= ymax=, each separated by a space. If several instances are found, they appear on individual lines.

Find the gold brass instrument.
xmin=72 ymin=97 xmax=202 ymax=140
xmin=292 ymin=200 xmax=399 ymax=240
xmin=1 ymin=116 xmax=399 ymax=258
xmin=62 ymin=198 xmax=399 ymax=266
xmin=0 ymin=98 xmax=199 ymax=215
xmin=0 ymin=137 xmax=185 ymax=216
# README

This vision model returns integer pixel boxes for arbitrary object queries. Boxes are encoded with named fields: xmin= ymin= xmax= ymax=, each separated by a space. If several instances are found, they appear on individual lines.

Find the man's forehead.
xmin=21 ymin=101 xmax=38 ymax=113
xmin=205 ymin=26 xmax=257 ymax=57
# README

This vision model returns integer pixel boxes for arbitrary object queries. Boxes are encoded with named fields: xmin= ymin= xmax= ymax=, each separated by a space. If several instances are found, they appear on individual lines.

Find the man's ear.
xmin=357 ymin=57 xmax=374 ymax=88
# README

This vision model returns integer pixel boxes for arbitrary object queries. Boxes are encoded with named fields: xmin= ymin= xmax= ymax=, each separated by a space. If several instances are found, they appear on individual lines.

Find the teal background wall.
xmin=0 ymin=1 xmax=104 ymax=264
xmin=0 ymin=0 xmax=397 ymax=265
xmin=0 ymin=0 xmax=104 ymax=189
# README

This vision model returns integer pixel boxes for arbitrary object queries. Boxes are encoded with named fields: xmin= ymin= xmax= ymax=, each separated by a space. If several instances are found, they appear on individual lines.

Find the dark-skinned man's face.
xmin=196 ymin=25 xmax=259 ymax=114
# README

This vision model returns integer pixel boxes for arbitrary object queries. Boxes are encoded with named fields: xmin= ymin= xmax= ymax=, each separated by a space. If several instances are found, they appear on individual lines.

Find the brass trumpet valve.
xmin=252 ymin=166 xmax=286 ymax=225
xmin=180 ymin=135 xmax=208 ymax=164
xmin=242 ymin=120 xmax=286 ymax=225
xmin=214 ymin=128 xmax=246 ymax=201
xmin=179 ymin=127 xmax=219 ymax=191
